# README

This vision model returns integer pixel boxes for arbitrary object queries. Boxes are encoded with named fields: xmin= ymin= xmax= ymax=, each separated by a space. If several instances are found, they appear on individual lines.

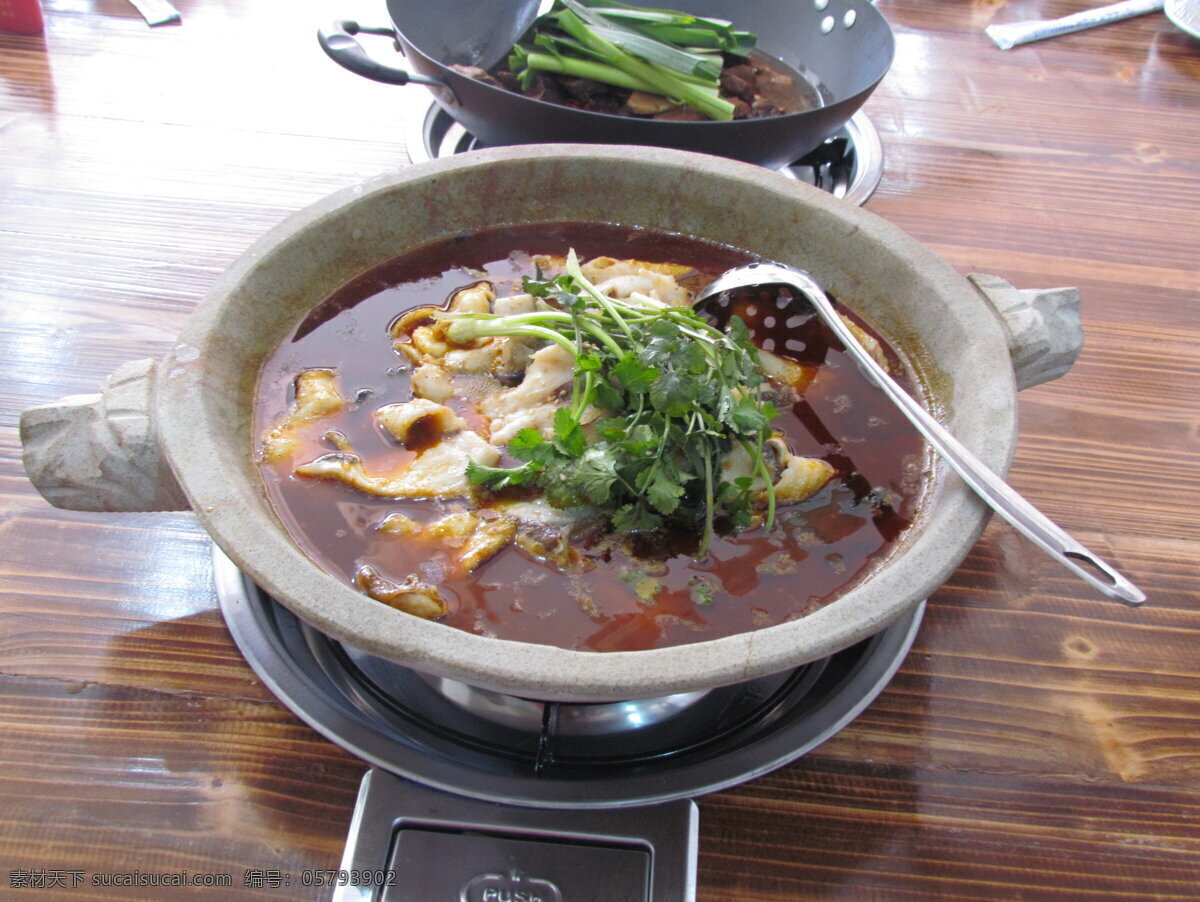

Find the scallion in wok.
xmin=508 ymin=0 xmax=760 ymax=121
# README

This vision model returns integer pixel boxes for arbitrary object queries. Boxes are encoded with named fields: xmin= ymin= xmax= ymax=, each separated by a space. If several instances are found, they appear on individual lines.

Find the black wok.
xmin=318 ymin=0 xmax=895 ymax=169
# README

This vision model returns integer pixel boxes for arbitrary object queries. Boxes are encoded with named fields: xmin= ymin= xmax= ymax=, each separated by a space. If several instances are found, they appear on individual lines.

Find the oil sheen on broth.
xmin=255 ymin=223 xmax=928 ymax=652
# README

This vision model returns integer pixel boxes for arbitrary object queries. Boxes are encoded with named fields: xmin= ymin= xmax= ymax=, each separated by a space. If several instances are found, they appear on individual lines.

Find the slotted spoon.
xmin=695 ymin=260 xmax=1146 ymax=607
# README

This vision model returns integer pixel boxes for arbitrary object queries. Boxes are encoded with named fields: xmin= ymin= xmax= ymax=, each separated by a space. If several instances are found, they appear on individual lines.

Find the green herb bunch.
xmin=445 ymin=251 xmax=778 ymax=555
xmin=508 ymin=0 xmax=757 ymax=121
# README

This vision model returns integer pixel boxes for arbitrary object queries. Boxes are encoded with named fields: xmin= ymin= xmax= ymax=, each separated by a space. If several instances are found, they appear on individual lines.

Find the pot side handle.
xmin=16 ymin=277 xmax=1081 ymax=512
xmin=317 ymin=20 xmax=447 ymax=89
xmin=19 ymin=358 xmax=190 ymax=513
xmin=969 ymin=274 xmax=1083 ymax=391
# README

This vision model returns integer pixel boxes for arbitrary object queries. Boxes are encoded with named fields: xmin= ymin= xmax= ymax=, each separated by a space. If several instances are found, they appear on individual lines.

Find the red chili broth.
xmin=254 ymin=223 xmax=930 ymax=652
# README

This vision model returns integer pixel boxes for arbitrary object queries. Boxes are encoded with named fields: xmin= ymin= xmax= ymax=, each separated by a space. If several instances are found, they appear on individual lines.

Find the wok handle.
xmin=317 ymin=20 xmax=446 ymax=88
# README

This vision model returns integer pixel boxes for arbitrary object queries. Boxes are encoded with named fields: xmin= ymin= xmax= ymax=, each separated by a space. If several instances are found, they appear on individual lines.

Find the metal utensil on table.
xmin=695 ymin=261 xmax=1146 ymax=607
xmin=986 ymin=0 xmax=1164 ymax=49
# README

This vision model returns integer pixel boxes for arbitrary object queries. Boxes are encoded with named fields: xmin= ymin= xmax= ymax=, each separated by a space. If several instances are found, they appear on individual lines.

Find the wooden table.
xmin=2 ymin=1 xmax=1197 ymax=898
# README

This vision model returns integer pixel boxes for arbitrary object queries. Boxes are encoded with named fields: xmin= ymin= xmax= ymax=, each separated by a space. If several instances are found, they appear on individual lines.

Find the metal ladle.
xmin=694 ymin=261 xmax=1146 ymax=607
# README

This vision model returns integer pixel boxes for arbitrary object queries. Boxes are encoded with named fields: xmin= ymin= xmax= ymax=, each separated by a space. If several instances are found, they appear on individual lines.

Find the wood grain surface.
xmin=1 ymin=0 xmax=1198 ymax=899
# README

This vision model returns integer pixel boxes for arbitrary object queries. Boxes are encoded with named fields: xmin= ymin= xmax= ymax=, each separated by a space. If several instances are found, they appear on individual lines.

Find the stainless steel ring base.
xmin=214 ymin=546 xmax=925 ymax=809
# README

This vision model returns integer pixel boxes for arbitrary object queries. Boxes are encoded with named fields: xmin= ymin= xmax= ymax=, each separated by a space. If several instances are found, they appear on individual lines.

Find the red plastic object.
xmin=0 ymin=0 xmax=45 ymax=35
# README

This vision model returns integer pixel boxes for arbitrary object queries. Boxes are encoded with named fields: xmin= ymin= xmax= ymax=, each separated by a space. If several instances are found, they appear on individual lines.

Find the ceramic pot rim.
xmin=156 ymin=145 xmax=1013 ymax=702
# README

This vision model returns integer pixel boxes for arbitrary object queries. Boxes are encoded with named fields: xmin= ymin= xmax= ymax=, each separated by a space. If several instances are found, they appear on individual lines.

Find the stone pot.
xmin=19 ymin=145 xmax=1082 ymax=702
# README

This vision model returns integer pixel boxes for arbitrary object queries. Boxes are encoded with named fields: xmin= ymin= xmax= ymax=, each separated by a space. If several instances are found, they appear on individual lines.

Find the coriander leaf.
xmin=682 ymin=338 xmax=709 ymax=374
xmin=694 ymin=377 xmax=719 ymax=409
xmin=571 ymin=446 xmax=620 ymax=505
xmin=642 ymin=319 xmax=684 ymax=363
xmin=508 ymin=428 xmax=549 ymax=461
xmin=592 ymin=379 xmax=625 ymax=411
xmin=591 ymin=415 xmax=631 ymax=441
xmin=618 ymin=422 xmax=657 ymax=452
xmin=726 ymin=314 xmax=753 ymax=345
xmin=466 ymin=459 xmax=538 ymax=490
xmin=576 ymin=352 xmax=603 ymax=372
xmin=728 ymin=393 xmax=769 ymax=434
xmin=649 ymin=368 xmax=698 ymax=417
xmin=611 ymin=502 xmax=663 ymax=533
xmin=646 ymin=467 xmax=686 ymax=515
xmin=716 ymin=475 xmax=755 ymax=529
xmin=654 ymin=450 xmax=694 ymax=487
xmin=613 ymin=356 xmax=658 ymax=395
xmin=714 ymin=384 xmax=737 ymax=424
xmin=553 ymin=407 xmax=587 ymax=457
xmin=540 ymin=458 xmax=585 ymax=508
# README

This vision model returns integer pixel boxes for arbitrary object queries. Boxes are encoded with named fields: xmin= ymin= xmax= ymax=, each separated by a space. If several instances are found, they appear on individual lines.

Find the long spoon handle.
xmin=780 ymin=270 xmax=1147 ymax=607
xmin=985 ymin=0 xmax=1165 ymax=50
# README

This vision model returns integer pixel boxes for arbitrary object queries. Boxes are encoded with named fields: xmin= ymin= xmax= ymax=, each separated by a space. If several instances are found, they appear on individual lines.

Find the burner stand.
xmin=214 ymin=548 xmax=923 ymax=901
xmin=404 ymin=102 xmax=884 ymax=206
xmin=213 ymin=546 xmax=923 ymax=809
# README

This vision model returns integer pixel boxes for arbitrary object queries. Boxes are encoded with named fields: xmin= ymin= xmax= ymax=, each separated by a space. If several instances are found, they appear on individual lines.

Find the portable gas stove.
xmin=216 ymin=110 xmax=903 ymax=900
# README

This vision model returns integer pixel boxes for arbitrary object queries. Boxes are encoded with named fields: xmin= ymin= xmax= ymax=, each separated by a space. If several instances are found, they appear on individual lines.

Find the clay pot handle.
xmin=969 ymin=274 xmax=1083 ymax=391
xmin=18 ymin=277 xmax=1081 ymax=512
xmin=19 ymin=358 xmax=189 ymax=512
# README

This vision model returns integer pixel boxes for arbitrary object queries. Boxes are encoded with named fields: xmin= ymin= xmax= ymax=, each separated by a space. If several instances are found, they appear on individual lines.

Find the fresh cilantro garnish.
xmin=443 ymin=249 xmax=778 ymax=555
